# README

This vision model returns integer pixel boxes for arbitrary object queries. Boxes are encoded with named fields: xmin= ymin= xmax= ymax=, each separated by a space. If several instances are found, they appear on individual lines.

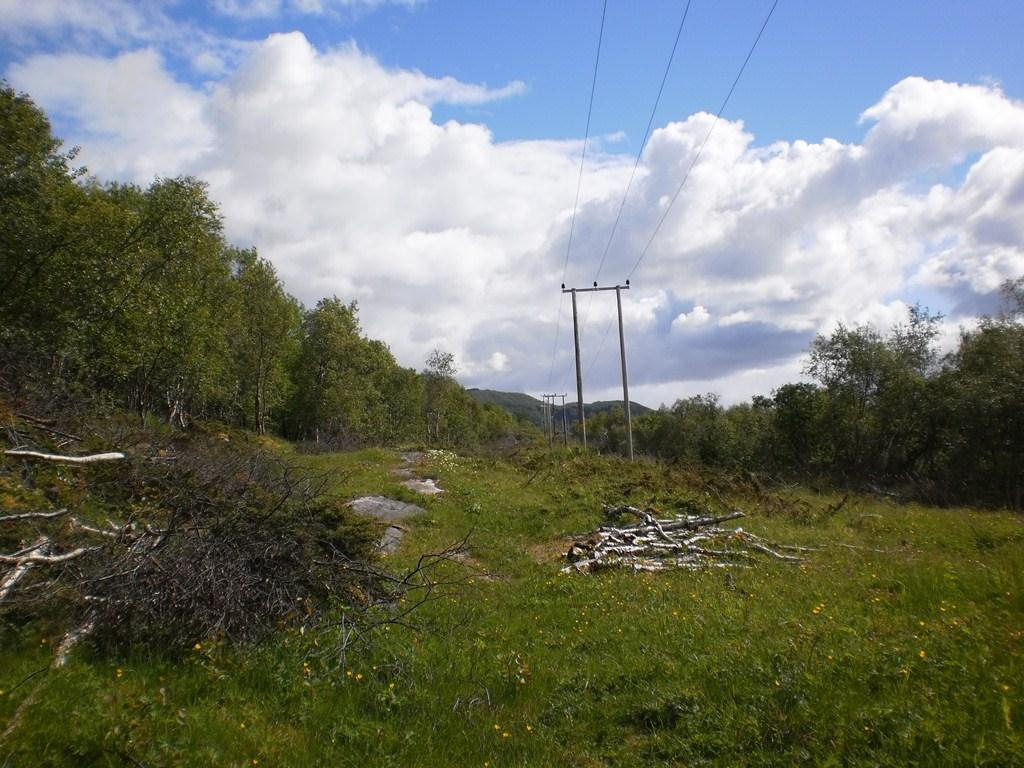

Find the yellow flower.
xmin=240 ymin=722 xmax=246 ymax=729
xmin=502 ymin=732 xmax=510 ymax=739
xmin=346 ymin=670 xmax=353 ymax=678
xmin=493 ymin=724 xmax=500 ymax=731
xmin=918 ymin=649 xmax=926 ymax=659
xmin=355 ymin=673 xmax=363 ymax=681
xmin=194 ymin=642 xmax=202 ymax=651
xmin=388 ymin=682 xmax=395 ymax=689
xmin=526 ymin=724 xmax=533 ymax=733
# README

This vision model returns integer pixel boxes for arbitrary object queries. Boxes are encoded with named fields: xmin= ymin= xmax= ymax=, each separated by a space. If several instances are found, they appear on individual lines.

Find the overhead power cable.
xmin=582 ymin=0 xmax=780 ymax=381
xmin=546 ymin=0 xmax=610 ymax=390
xmin=592 ymin=0 xmax=693 ymax=286
xmin=626 ymin=0 xmax=779 ymax=280
xmin=563 ymin=0 xmax=694 ymax=392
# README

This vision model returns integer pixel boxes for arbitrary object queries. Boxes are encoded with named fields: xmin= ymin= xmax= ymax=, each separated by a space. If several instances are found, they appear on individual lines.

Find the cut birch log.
xmin=4 ymin=450 xmax=125 ymax=464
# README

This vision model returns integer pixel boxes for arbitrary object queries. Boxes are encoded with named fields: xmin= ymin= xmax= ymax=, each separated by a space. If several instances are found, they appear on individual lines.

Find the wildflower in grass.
xmin=919 ymin=649 xmax=926 ymax=659
xmin=116 ymin=668 xmax=123 ymax=678
xmin=526 ymin=725 xmax=533 ymax=733
xmin=346 ymin=670 xmax=353 ymax=678
xmin=240 ymin=722 xmax=246 ymax=729
xmin=194 ymin=642 xmax=202 ymax=651
xmin=356 ymin=673 xmax=363 ymax=681
xmin=389 ymin=682 xmax=395 ymax=689
xmin=494 ymin=724 xmax=500 ymax=731
xmin=502 ymin=732 xmax=510 ymax=738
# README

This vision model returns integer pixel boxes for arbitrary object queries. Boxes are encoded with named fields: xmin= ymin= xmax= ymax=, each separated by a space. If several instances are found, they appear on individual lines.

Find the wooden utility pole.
xmin=561 ymin=281 xmax=634 ymax=460
xmin=562 ymin=285 xmax=587 ymax=449
xmin=615 ymin=283 xmax=634 ymax=461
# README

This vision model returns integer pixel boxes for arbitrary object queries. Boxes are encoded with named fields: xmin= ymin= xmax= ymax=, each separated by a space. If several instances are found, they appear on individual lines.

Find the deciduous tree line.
xmin=587 ymin=294 xmax=1024 ymax=509
xmin=0 ymin=85 xmax=515 ymax=448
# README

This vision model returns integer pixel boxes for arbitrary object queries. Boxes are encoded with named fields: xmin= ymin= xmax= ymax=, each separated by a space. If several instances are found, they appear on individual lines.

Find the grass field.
xmin=2 ymin=447 xmax=1022 ymax=766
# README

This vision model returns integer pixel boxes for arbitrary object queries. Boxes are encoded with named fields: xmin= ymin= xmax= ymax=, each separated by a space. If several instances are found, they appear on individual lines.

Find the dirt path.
xmin=347 ymin=452 xmax=444 ymax=553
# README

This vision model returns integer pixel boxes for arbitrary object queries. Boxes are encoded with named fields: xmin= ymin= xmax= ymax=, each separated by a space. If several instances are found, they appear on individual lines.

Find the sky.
xmin=2 ymin=0 xmax=1023 ymax=407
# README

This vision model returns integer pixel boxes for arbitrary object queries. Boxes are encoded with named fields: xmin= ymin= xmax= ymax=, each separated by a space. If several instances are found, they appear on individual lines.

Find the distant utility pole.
xmin=561 ymin=281 xmax=634 ymax=461
xmin=540 ymin=395 xmax=551 ymax=447
xmin=544 ymin=393 xmax=568 ymax=447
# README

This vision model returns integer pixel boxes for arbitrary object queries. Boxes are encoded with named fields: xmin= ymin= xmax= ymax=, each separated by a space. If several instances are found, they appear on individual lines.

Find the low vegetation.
xmin=3 ymin=445 xmax=1021 ymax=765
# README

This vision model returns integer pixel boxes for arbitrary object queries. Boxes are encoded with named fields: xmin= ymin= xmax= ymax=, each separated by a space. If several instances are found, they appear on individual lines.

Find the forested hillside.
xmin=0 ymin=84 xmax=519 ymax=450
xmin=466 ymin=388 xmax=651 ymax=428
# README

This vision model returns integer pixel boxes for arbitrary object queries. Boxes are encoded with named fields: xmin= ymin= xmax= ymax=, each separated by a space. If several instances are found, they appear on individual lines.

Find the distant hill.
xmin=467 ymin=389 xmax=651 ymax=428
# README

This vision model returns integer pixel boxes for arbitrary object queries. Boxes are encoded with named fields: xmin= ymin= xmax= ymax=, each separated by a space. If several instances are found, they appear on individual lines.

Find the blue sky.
xmin=2 ymin=1 xmax=1023 ymax=404
xmin=120 ymin=0 xmax=1024 ymax=146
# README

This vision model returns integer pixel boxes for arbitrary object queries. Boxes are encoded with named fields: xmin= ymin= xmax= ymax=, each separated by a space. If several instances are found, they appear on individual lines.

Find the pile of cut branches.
xmin=563 ymin=504 xmax=811 ymax=573
xmin=1 ymin=410 xmax=471 ymax=661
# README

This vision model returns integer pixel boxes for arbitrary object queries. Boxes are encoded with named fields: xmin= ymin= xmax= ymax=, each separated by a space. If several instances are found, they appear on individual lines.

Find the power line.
xmin=568 ymin=0 xmax=694 ymax=389
xmin=592 ymin=0 xmax=693 ymax=286
xmin=627 ymin=0 xmax=780 ymax=280
xmin=546 ymin=0 xmax=610 ymax=390
xmin=563 ymin=0 xmax=609 ymax=283
xmin=583 ymin=0 xmax=780 ymax=381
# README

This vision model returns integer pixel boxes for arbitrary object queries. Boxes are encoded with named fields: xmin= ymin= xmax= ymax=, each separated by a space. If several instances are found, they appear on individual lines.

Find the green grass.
xmin=2 ymin=447 xmax=1023 ymax=766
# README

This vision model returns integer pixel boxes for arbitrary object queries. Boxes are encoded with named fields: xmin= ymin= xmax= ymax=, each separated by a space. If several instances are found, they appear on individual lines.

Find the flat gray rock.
xmin=348 ymin=495 xmax=426 ymax=554
xmin=400 ymin=477 xmax=444 ymax=495
xmin=348 ymin=495 xmax=425 ymax=521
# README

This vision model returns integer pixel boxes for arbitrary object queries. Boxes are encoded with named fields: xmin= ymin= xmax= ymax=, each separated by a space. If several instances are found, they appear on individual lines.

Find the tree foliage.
xmin=1 ymin=84 xmax=516 ymax=452
xmin=631 ymin=298 xmax=1023 ymax=509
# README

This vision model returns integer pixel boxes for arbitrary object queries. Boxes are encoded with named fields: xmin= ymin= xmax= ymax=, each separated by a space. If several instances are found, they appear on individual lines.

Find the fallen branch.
xmin=4 ymin=449 xmax=125 ymax=464
xmin=0 ymin=545 xmax=99 ymax=565
xmin=0 ymin=509 xmax=70 ymax=524
xmin=54 ymin=618 xmax=97 ymax=668
xmin=0 ymin=537 xmax=48 ymax=602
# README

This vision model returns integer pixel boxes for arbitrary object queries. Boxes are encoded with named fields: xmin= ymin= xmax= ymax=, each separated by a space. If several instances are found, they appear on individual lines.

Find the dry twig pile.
xmin=564 ymin=504 xmax=810 ymax=573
